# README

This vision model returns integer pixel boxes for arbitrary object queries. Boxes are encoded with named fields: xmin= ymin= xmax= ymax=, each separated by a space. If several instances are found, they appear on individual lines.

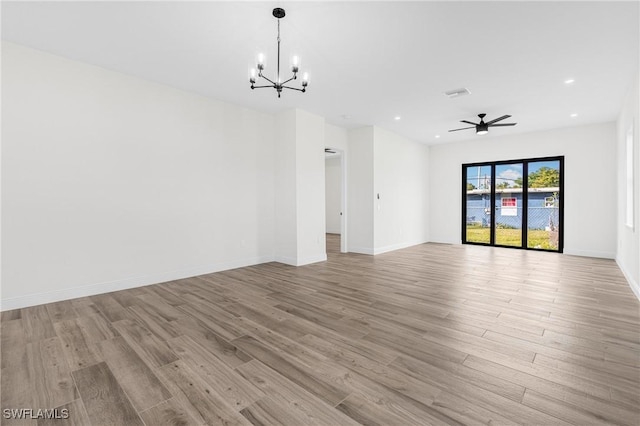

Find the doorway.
xmin=325 ymin=147 xmax=347 ymax=253
xmin=462 ymin=156 xmax=564 ymax=252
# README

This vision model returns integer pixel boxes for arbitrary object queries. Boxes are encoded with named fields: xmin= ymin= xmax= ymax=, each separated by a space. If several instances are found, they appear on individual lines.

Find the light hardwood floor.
xmin=1 ymin=235 xmax=639 ymax=425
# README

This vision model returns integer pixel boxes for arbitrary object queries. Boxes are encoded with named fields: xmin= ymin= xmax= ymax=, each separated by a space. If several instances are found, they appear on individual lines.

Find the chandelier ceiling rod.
xmin=277 ymin=17 xmax=281 ymax=87
xmin=249 ymin=8 xmax=309 ymax=98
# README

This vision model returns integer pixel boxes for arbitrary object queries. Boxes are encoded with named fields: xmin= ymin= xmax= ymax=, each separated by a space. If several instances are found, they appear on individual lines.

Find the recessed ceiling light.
xmin=444 ymin=88 xmax=471 ymax=98
xmin=565 ymin=79 xmax=575 ymax=84
xmin=435 ymin=135 xmax=441 ymax=139
xmin=394 ymin=116 xmax=401 ymax=121
xmin=570 ymin=113 xmax=578 ymax=118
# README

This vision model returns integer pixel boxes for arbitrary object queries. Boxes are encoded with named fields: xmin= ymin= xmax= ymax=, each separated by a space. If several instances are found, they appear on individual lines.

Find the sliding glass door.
xmin=462 ymin=157 xmax=563 ymax=252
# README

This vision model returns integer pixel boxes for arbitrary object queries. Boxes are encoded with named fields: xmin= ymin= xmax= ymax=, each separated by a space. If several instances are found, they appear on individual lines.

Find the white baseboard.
xmin=0 ymin=255 xmax=274 ymax=312
xmin=427 ymin=238 xmax=618 ymax=259
xmin=616 ymin=257 xmax=640 ymax=301
xmin=428 ymin=236 xmax=461 ymax=245
xmin=273 ymin=254 xmax=298 ymax=266
xmin=347 ymin=246 xmax=374 ymax=255
xmin=373 ymin=240 xmax=427 ymax=255
xmin=348 ymin=241 xmax=428 ymax=256
xmin=563 ymin=248 xmax=615 ymax=259
xmin=295 ymin=253 xmax=327 ymax=266
xmin=273 ymin=253 xmax=327 ymax=266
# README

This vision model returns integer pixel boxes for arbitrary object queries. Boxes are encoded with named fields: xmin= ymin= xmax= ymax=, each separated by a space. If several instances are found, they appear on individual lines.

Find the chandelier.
xmin=249 ymin=8 xmax=309 ymax=98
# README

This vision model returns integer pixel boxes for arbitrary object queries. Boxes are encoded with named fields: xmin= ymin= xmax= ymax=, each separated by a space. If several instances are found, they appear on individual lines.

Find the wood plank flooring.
xmin=1 ymin=235 xmax=639 ymax=425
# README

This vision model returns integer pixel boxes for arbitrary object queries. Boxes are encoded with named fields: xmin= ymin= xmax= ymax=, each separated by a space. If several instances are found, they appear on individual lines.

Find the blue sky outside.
xmin=466 ymin=160 xmax=559 ymax=189
xmin=466 ymin=165 xmax=492 ymax=189
xmin=496 ymin=163 xmax=523 ymax=187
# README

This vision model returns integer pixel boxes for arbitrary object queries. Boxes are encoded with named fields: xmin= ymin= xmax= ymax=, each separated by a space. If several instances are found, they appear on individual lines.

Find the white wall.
xmin=347 ymin=127 xmax=375 ymax=253
xmin=325 ymin=157 xmax=342 ymax=234
xmin=616 ymin=72 xmax=640 ymax=299
xmin=346 ymin=126 xmax=430 ymax=254
xmin=1 ymin=42 xmax=276 ymax=310
xmin=373 ymin=127 xmax=430 ymax=254
xmin=274 ymin=109 xmax=298 ymax=264
xmin=274 ymin=108 xmax=327 ymax=266
xmin=295 ymin=109 xmax=327 ymax=265
xmin=325 ymin=123 xmax=348 ymax=152
xmin=429 ymin=122 xmax=618 ymax=258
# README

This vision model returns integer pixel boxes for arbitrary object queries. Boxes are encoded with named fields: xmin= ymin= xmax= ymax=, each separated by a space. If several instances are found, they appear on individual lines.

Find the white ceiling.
xmin=2 ymin=1 xmax=638 ymax=145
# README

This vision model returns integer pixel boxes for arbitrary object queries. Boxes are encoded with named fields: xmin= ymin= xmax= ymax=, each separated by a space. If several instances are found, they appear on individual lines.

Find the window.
xmin=626 ymin=125 xmax=634 ymax=229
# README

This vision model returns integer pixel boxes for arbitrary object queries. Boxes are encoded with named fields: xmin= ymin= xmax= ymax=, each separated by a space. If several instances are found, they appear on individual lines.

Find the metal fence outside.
xmin=466 ymin=206 xmax=559 ymax=231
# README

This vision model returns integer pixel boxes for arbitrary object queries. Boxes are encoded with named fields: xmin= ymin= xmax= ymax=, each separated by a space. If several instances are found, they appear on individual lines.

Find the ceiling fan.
xmin=449 ymin=113 xmax=517 ymax=135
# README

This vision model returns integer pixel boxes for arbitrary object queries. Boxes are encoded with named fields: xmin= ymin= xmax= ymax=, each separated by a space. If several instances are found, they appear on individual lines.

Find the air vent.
xmin=444 ymin=88 xmax=471 ymax=98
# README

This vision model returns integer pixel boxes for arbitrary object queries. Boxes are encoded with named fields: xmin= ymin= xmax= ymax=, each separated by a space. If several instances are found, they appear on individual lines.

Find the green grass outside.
xmin=466 ymin=227 xmax=558 ymax=250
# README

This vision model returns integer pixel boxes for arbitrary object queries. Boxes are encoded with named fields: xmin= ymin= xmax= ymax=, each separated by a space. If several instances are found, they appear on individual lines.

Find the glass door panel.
xmin=494 ymin=163 xmax=523 ymax=247
xmin=527 ymin=160 xmax=561 ymax=250
xmin=464 ymin=165 xmax=491 ymax=244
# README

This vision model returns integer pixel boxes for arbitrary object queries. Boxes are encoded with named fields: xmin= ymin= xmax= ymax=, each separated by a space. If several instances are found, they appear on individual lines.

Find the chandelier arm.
xmin=281 ymin=75 xmax=297 ymax=85
xmin=259 ymin=75 xmax=276 ymax=85
xmin=252 ymin=85 xmax=275 ymax=89
xmin=281 ymin=86 xmax=305 ymax=92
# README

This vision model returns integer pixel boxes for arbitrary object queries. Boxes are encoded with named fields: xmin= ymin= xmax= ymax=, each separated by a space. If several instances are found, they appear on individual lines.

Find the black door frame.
xmin=462 ymin=156 xmax=564 ymax=253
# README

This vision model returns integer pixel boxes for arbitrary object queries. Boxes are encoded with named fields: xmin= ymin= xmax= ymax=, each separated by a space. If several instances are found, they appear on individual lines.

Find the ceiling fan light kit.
xmin=249 ymin=8 xmax=309 ymax=98
xmin=449 ymin=113 xmax=517 ymax=135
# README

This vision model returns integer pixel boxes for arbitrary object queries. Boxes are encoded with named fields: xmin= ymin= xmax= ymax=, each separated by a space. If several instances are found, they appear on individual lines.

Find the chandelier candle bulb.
xmin=291 ymin=55 xmax=300 ymax=73
xmin=257 ymin=53 xmax=265 ymax=70
xmin=302 ymin=72 xmax=309 ymax=86
xmin=249 ymin=68 xmax=257 ymax=84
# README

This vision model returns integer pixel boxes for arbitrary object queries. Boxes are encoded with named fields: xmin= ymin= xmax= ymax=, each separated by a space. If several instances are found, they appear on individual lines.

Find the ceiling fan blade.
xmin=488 ymin=123 xmax=517 ymax=127
xmin=460 ymin=120 xmax=478 ymax=126
xmin=448 ymin=126 xmax=476 ymax=132
xmin=485 ymin=115 xmax=511 ymax=125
